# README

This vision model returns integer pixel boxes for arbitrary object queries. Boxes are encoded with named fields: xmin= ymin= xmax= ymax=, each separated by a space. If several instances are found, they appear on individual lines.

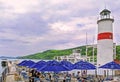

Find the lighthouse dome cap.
xmin=100 ymin=9 xmax=111 ymax=15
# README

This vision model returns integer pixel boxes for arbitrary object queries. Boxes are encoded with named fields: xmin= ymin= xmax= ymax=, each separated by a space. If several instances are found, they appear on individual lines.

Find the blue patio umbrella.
xmin=37 ymin=60 xmax=71 ymax=72
xmin=19 ymin=60 xmax=35 ymax=67
xmin=37 ymin=60 xmax=46 ymax=64
xmin=17 ymin=60 xmax=28 ymax=66
xmin=73 ymin=61 xmax=96 ymax=70
xmin=60 ymin=60 xmax=73 ymax=70
xmin=29 ymin=60 xmax=46 ymax=69
xmin=99 ymin=61 xmax=120 ymax=78
xmin=99 ymin=61 xmax=120 ymax=69
xmin=46 ymin=60 xmax=59 ymax=65
xmin=27 ymin=62 xmax=36 ymax=68
xmin=31 ymin=60 xmax=56 ymax=69
xmin=73 ymin=61 xmax=96 ymax=76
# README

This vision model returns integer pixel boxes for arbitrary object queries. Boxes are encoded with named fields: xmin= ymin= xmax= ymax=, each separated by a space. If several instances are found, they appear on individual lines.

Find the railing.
xmin=0 ymin=67 xmax=9 ymax=82
xmin=97 ymin=15 xmax=114 ymax=21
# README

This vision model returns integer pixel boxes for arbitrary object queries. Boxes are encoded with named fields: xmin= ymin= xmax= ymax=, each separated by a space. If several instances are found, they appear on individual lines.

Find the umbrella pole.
xmin=95 ymin=69 xmax=97 ymax=77
xmin=107 ymin=70 xmax=108 ymax=79
xmin=81 ymin=70 xmax=82 ymax=76
xmin=112 ymin=69 xmax=113 ymax=79
xmin=86 ymin=70 xmax=87 ymax=76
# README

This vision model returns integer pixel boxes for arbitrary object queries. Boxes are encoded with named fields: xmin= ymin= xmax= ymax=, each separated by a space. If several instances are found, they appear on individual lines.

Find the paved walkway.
xmin=6 ymin=74 xmax=15 ymax=82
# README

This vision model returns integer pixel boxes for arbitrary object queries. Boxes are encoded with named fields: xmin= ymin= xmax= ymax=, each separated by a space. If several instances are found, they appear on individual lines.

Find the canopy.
xmin=18 ymin=60 xmax=35 ymax=67
xmin=38 ymin=60 xmax=71 ymax=72
xmin=17 ymin=60 xmax=27 ymax=66
xmin=37 ymin=60 xmax=46 ymax=64
xmin=99 ymin=61 xmax=120 ymax=69
xmin=73 ymin=60 xmax=96 ymax=70
xmin=29 ymin=60 xmax=46 ymax=69
xmin=60 ymin=60 xmax=73 ymax=70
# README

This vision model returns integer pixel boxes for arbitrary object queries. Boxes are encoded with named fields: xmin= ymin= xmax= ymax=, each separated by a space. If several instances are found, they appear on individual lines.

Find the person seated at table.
xmin=39 ymin=73 xmax=45 ymax=82
xmin=53 ymin=73 xmax=59 ymax=82
xmin=72 ymin=73 xmax=75 ymax=78
xmin=63 ymin=76 xmax=66 ymax=82
xmin=66 ymin=74 xmax=71 ymax=82
xmin=47 ymin=73 xmax=52 ymax=81
xmin=21 ymin=69 xmax=28 ymax=79
xmin=29 ymin=69 xmax=36 ymax=82
xmin=49 ymin=73 xmax=52 ymax=81
xmin=45 ymin=73 xmax=51 ymax=82
xmin=76 ymin=71 xmax=81 ymax=77
xmin=82 ymin=71 xmax=87 ymax=78
xmin=34 ymin=72 xmax=41 ymax=82
xmin=76 ymin=71 xmax=82 ymax=82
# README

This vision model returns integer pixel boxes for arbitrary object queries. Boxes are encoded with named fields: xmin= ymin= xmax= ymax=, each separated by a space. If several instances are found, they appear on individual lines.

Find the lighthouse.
xmin=97 ymin=9 xmax=114 ymax=66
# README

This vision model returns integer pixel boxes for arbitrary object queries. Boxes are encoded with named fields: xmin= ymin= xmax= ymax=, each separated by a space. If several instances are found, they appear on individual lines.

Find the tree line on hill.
xmin=19 ymin=45 xmax=120 ymax=60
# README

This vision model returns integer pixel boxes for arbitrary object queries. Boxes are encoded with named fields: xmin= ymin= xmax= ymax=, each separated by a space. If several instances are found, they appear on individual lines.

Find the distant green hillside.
xmin=19 ymin=45 xmax=120 ymax=60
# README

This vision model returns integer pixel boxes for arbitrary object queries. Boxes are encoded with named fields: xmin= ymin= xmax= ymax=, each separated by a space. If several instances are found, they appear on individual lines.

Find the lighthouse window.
xmin=103 ymin=12 xmax=107 ymax=15
xmin=107 ymin=14 xmax=110 ymax=18
xmin=100 ymin=12 xmax=110 ymax=19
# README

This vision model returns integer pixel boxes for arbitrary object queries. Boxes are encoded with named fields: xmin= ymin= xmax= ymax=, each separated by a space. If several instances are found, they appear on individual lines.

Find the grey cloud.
xmin=0 ymin=0 xmax=119 ymax=56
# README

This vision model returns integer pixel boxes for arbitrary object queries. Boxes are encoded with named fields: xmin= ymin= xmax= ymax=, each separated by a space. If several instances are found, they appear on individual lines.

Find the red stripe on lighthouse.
xmin=98 ymin=32 xmax=113 ymax=40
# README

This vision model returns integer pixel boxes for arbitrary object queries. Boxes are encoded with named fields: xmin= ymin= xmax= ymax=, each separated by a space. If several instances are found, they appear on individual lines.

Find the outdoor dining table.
xmin=58 ymin=77 xmax=64 ymax=80
xmin=103 ymin=81 xmax=113 ymax=82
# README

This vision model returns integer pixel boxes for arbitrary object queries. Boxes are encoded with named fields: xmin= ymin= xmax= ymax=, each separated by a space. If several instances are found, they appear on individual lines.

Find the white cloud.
xmin=49 ymin=21 xmax=75 ymax=33
xmin=49 ymin=16 xmax=97 ymax=35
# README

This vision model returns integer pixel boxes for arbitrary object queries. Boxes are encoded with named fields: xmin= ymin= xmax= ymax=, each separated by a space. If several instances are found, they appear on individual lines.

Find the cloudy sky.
xmin=0 ymin=0 xmax=120 ymax=56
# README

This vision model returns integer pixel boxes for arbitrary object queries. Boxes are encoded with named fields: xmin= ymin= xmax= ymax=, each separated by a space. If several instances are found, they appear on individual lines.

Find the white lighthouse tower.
xmin=97 ymin=9 xmax=114 ymax=66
